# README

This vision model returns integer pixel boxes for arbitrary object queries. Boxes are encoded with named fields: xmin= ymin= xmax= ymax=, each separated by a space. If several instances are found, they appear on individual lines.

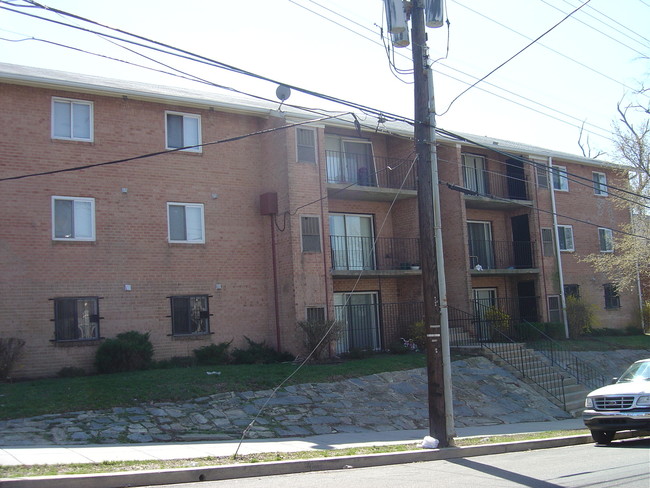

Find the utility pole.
xmin=409 ymin=0 xmax=453 ymax=447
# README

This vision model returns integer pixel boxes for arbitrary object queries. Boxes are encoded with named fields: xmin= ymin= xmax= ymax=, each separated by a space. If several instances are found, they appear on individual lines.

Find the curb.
xmin=0 ymin=433 xmax=611 ymax=488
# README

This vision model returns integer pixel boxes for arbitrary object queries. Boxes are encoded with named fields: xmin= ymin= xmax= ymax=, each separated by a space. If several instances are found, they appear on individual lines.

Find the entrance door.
xmin=511 ymin=215 xmax=533 ymax=268
xmin=472 ymin=288 xmax=496 ymax=341
xmin=330 ymin=214 xmax=375 ymax=270
xmin=334 ymin=292 xmax=380 ymax=353
xmin=506 ymin=158 xmax=527 ymax=200
xmin=468 ymin=221 xmax=494 ymax=269
xmin=517 ymin=281 xmax=538 ymax=322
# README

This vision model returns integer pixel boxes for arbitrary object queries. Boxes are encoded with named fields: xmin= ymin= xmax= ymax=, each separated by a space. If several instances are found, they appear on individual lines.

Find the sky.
xmin=0 ymin=0 xmax=648 ymax=159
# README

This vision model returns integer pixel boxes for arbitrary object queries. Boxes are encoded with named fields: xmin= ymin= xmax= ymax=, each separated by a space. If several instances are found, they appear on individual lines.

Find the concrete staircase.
xmin=482 ymin=343 xmax=589 ymax=417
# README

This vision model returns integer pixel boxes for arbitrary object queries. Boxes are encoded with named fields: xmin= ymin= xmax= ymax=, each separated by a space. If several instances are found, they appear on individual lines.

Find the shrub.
xmin=407 ymin=321 xmax=426 ymax=350
xmin=154 ymin=356 xmax=196 ymax=369
xmin=0 ymin=338 xmax=25 ymax=381
xmin=387 ymin=340 xmax=410 ymax=355
xmin=230 ymin=336 xmax=294 ymax=364
xmin=94 ymin=331 xmax=154 ymax=374
xmin=194 ymin=342 xmax=232 ymax=365
xmin=297 ymin=320 xmax=342 ymax=361
xmin=57 ymin=366 xmax=86 ymax=378
xmin=565 ymin=295 xmax=599 ymax=338
xmin=484 ymin=307 xmax=510 ymax=337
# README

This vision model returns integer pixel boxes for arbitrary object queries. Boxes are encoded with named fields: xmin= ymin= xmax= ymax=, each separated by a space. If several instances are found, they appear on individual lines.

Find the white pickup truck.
xmin=583 ymin=358 xmax=650 ymax=444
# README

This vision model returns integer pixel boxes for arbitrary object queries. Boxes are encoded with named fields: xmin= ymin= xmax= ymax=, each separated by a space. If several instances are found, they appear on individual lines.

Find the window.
xmin=547 ymin=295 xmax=562 ymax=323
xmin=462 ymin=154 xmax=488 ymax=194
xmin=167 ymin=203 xmax=205 ymax=243
xmin=557 ymin=225 xmax=574 ymax=251
xmin=536 ymin=165 xmax=549 ymax=189
xmin=325 ymin=136 xmax=376 ymax=186
xmin=598 ymin=228 xmax=614 ymax=252
xmin=329 ymin=213 xmax=375 ymax=270
xmin=170 ymin=295 xmax=210 ymax=335
xmin=551 ymin=166 xmax=568 ymax=191
xmin=52 ymin=98 xmax=93 ymax=141
xmin=541 ymin=228 xmax=554 ymax=257
xmin=593 ymin=172 xmax=608 ymax=196
xmin=53 ymin=297 xmax=100 ymax=341
xmin=564 ymin=284 xmax=580 ymax=298
xmin=301 ymin=215 xmax=322 ymax=252
xmin=166 ymin=112 xmax=201 ymax=152
xmin=306 ymin=306 xmax=326 ymax=323
xmin=603 ymin=283 xmax=620 ymax=309
xmin=52 ymin=196 xmax=95 ymax=241
xmin=297 ymin=128 xmax=317 ymax=163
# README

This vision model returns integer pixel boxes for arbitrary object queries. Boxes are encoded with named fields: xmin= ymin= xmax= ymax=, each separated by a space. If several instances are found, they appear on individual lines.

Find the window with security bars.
xmin=297 ymin=128 xmax=317 ymax=163
xmin=52 ymin=297 xmax=100 ymax=341
xmin=301 ymin=216 xmax=321 ymax=252
xmin=603 ymin=284 xmax=620 ymax=309
xmin=306 ymin=307 xmax=326 ymax=323
xmin=170 ymin=295 xmax=211 ymax=335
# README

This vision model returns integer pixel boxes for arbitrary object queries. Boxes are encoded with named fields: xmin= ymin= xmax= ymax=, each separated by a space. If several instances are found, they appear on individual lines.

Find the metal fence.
xmin=330 ymin=236 xmax=420 ymax=271
xmin=468 ymin=240 xmax=536 ymax=270
xmin=326 ymin=151 xmax=416 ymax=190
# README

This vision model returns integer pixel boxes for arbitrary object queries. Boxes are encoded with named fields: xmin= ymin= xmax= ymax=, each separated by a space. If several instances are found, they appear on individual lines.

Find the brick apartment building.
xmin=0 ymin=63 xmax=641 ymax=378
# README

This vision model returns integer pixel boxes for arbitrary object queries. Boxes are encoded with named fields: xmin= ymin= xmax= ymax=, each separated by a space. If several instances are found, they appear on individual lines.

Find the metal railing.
xmin=469 ymin=240 xmax=536 ymax=270
xmin=463 ymin=166 xmax=529 ymax=200
xmin=517 ymin=321 xmax=607 ymax=390
xmin=326 ymin=151 xmax=416 ymax=190
xmin=333 ymin=301 xmax=423 ymax=353
xmin=330 ymin=236 xmax=420 ymax=271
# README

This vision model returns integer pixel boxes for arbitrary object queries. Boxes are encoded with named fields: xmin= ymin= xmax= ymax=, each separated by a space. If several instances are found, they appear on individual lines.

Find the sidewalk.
xmin=0 ymin=418 xmax=586 ymax=466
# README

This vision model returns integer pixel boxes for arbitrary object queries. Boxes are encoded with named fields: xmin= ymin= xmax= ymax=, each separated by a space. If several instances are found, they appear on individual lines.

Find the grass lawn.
xmin=0 ymin=353 xmax=426 ymax=420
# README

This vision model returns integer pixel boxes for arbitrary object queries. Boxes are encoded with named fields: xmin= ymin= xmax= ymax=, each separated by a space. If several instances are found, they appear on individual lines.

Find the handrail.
xmin=518 ymin=320 xmax=607 ymax=390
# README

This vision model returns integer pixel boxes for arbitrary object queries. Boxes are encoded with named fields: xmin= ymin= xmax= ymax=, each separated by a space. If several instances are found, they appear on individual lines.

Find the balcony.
xmin=334 ymin=301 xmax=423 ymax=353
xmin=469 ymin=240 xmax=538 ymax=273
xmin=330 ymin=236 xmax=421 ymax=277
xmin=462 ymin=166 xmax=532 ymax=209
xmin=326 ymin=150 xmax=417 ymax=201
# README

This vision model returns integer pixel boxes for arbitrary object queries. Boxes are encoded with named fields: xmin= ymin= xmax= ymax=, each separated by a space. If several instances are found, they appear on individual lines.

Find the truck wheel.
xmin=591 ymin=430 xmax=615 ymax=444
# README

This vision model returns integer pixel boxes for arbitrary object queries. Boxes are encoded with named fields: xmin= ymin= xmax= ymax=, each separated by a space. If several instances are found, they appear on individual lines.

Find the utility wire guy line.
xmin=233 ymin=154 xmax=419 ymax=459
xmin=437 ymin=0 xmax=592 ymax=117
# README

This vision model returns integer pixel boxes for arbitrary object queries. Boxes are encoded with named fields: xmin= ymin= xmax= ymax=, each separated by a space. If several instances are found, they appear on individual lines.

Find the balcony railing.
xmin=462 ymin=166 xmax=529 ymax=200
xmin=334 ymin=301 xmax=423 ymax=353
xmin=468 ymin=240 xmax=536 ymax=270
xmin=330 ymin=236 xmax=420 ymax=271
xmin=326 ymin=150 xmax=416 ymax=190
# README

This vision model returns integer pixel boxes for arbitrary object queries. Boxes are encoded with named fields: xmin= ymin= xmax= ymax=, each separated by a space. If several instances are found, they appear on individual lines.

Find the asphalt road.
xmin=142 ymin=437 xmax=650 ymax=488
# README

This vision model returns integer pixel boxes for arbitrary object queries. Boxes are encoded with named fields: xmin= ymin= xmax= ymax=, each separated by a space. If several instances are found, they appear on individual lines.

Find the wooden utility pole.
xmin=410 ymin=0 xmax=451 ymax=447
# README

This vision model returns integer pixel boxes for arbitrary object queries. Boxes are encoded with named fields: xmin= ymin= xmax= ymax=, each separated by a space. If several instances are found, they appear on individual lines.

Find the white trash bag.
xmin=421 ymin=436 xmax=439 ymax=449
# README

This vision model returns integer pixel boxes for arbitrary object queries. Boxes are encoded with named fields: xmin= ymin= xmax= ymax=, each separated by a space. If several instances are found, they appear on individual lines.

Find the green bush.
xmin=230 ymin=336 xmax=294 ymax=364
xmin=194 ymin=342 xmax=232 ymax=365
xmin=0 ymin=338 xmax=25 ymax=381
xmin=57 ymin=366 xmax=86 ymax=378
xmin=154 ymin=356 xmax=196 ymax=369
xmin=94 ymin=331 xmax=154 ymax=374
xmin=407 ymin=321 xmax=426 ymax=351
xmin=297 ymin=320 xmax=342 ymax=360
xmin=387 ymin=341 xmax=410 ymax=355
xmin=565 ymin=296 xmax=598 ymax=338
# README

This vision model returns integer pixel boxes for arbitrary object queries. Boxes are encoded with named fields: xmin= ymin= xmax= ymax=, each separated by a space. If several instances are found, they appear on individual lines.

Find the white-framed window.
xmin=536 ymin=165 xmax=549 ymax=189
xmin=52 ymin=196 xmax=96 ymax=241
xmin=547 ymin=295 xmax=562 ymax=323
xmin=52 ymin=98 xmax=93 ymax=141
xmin=165 ymin=111 xmax=201 ymax=152
xmin=167 ymin=203 xmax=205 ymax=243
xmin=552 ymin=166 xmax=568 ymax=191
xmin=598 ymin=227 xmax=614 ymax=252
xmin=541 ymin=227 xmax=554 ymax=257
xmin=296 ymin=127 xmax=317 ymax=163
xmin=557 ymin=225 xmax=574 ymax=251
xmin=593 ymin=172 xmax=608 ymax=196
xmin=306 ymin=306 xmax=326 ymax=323
xmin=462 ymin=154 xmax=488 ymax=194
xmin=301 ymin=215 xmax=322 ymax=252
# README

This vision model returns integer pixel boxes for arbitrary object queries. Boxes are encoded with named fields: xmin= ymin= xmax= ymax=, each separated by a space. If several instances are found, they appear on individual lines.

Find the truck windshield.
xmin=618 ymin=361 xmax=650 ymax=383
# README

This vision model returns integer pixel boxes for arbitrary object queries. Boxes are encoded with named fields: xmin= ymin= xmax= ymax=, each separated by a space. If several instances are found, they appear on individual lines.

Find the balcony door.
xmin=468 ymin=221 xmax=494 ymax=270
xmin=334 ymin=292 xmax=380 ymax=353
xmin=325 ymin=137 xmax=376 ymax=186
xmin=463 ymin=154 xmax=487 ymax=194
xmin=330 ymin=213 xmax=375 ymax=270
